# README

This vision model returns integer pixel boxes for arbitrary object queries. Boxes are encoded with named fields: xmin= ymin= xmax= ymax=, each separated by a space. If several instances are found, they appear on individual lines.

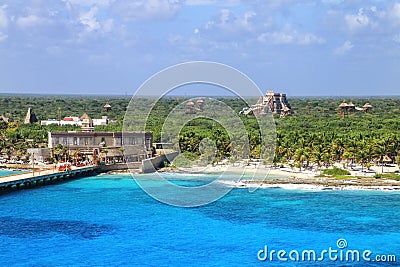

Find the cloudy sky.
xmin=0 ymin=0 xmax=399 ymax=96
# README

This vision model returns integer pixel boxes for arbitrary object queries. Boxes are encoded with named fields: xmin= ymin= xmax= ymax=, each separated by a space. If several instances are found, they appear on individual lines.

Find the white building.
xmin=41 ymin=116 xmax=108 ymax=127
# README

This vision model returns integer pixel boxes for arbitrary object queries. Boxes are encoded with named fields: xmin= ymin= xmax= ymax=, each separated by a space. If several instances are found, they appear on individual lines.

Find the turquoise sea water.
xmin=0 ymin=169 xmax=22 ymax=177
xmin=0 ymin=174 xmax=399 ymax=266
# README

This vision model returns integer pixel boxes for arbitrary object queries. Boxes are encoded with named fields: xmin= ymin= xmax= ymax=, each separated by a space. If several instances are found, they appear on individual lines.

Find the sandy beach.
xmin=162 ymin=162 xmax=400 ymax=191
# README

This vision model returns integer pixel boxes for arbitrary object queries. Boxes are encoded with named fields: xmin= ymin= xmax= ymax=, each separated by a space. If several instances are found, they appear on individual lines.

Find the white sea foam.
xmin=220 ymin=180 xmax=400 ymax=192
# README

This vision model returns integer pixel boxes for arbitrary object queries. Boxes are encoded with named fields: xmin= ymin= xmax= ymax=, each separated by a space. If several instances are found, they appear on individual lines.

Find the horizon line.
xmin=0 ymin=92 xmax=399 ymax=99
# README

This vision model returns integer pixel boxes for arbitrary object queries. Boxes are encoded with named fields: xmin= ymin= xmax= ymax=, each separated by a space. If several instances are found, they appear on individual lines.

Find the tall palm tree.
xmin=373 ymin=143 xmax=386 ymax=174
xmin=396 ymin=154 xmax=400 ymax=169
xmin=323 ymin=152 xmax=331 ymax=168
xmin=342 ymin=151 xmax=351 ymax=169
xmin=356 ymin=150 xmax=368 ymax=172
xmin=53 ymin=144 xmax=67 ymax=161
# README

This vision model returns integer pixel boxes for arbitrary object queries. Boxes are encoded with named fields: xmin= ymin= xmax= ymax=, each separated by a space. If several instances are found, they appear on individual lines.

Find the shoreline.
xmin=222 ymin=178 xmax=400 ymax=191
xmin=2 ymin=163 xmax=400 ymax=192
xmin=158 ymin=164 xmax=400 ymax=191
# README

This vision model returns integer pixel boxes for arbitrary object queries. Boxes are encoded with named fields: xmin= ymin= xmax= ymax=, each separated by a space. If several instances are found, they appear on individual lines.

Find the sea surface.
xmin=0 ymin=173 xmax=399 ymax=266
xmin=0 ymin=169 xmax=22 ymax=177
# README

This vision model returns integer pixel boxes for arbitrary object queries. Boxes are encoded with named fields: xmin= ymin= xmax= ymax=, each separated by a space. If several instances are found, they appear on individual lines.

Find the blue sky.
xmin=0 ymin=0 xmax=399 ymax=96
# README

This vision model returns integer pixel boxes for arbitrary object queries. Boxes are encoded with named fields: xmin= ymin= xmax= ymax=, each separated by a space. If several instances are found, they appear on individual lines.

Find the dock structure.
xmin=0 ymin=152 xmax=178 ymax=195
xmin=0 ymin=166 xmax=98 ymax=193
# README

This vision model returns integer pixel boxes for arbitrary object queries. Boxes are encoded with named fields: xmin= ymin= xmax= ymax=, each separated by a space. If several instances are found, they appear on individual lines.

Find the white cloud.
xmin=258 ymin=31 xmax=293 ymax=44
xmin=185 ymin=0 xmax=240 ymax=6
xmin=388 ymin=2 xmax=400 ymax=25
xmin=201 ymin=8 xmax=324 ymax=47
xmin=334 ymin=41 xmax=354 ymax=55
xmin=112 ymin=0 xmax=182 ymax=21
xmin=16 ymin=14 xmax=50 ymax=29
xmin=0 ymin=31 xmax=7 ymax=42
xmin=297 ymin=33 xmax=325 ymax=45
xmin=64 ymin=0 xmax=116 ymax=7
xmin=80 ymin=7 xmax=101 ymax=31
xmin=205 ymin=9 xmax=256 ymax=33
xmin=257 ymin=29 xmax=324 ymax=45
xmin=77 ymin=6 xmax=115 ymax=35
xmin=345 ymin=8 xmax=370 ymax=31
xmin=322 ymin=0 xmax=344 ymax=4
xmin=264 ymin=0 xmax=305 ymax=9
xmin=344 ymin=6 xmax=380 ymax=32
xmin=0 ymin=5 xmax=8 ymax=28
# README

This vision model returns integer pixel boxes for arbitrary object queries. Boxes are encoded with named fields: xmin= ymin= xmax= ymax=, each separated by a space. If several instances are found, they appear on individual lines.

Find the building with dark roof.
xmin=48 ymin=131 xmax=153 ymax=163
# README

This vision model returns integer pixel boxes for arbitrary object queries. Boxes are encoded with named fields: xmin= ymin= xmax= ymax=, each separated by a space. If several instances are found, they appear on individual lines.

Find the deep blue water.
xmin=0 ymin=174 xmax=399 ymax=266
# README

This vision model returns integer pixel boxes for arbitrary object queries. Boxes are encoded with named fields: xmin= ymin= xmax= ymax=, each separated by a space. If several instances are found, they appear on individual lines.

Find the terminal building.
xmin=46 ymin=113 xmax=153 ymax=163
xmin=48 ymin=131 xmax=153 ymax=163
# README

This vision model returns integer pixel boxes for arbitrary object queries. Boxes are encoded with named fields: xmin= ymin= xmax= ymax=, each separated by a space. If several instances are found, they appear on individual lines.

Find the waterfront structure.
xmin=24 ymin=107 xmax=38 ymax=124
xmin=250 ymin=91 xmax=293 ymax=117
xmin=48 ymin=131 xmax=153 ymax=162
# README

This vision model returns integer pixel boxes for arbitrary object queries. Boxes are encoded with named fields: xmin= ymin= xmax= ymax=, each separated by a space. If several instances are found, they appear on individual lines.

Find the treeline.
xmin=0 ymin=95 xmax=399 ymax=169
xmin=147 ymin=97 xmax=400 ymax=168
xmin=0 ymin=95 xmax=130 ymax=121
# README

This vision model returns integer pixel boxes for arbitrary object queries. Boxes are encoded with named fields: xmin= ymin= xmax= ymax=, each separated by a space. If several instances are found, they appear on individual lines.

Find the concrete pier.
xmin=0 ymin=153 xmax=178 ymax=194
xmin=0 ymin=166 xmax=98 ymax=193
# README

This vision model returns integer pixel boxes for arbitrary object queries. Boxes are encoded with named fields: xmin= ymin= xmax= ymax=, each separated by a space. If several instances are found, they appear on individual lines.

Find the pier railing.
xmin=0 ymin=166 xmax=98 ymax=192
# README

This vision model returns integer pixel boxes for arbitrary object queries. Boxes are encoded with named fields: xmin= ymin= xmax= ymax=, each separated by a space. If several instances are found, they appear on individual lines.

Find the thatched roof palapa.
xmin=363 ymin=103 xmax=373 ymax=108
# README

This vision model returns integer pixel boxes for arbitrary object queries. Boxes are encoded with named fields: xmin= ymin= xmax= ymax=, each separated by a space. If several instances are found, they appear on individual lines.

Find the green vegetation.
xmin=323 ymin=167 xmax=351 ymax=176
xmin=0 ymin=95 xmax=399 ymax=172
xmin=274 ymin=98 xmax=399 ymax=173
xmin=373 ymin=173 xmax=400 ymax=180
xmin=0 ymin=95 xmax=128 ymax=122
xmin=333 ymin=175 xmax=354 ymax=180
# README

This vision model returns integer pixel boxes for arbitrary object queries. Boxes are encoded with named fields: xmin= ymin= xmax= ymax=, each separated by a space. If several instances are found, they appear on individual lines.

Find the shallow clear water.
xmin=0 ymin=169 xmax=22 ymax=177
xmin=0 ymin=174 xmax=399 ymax=266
